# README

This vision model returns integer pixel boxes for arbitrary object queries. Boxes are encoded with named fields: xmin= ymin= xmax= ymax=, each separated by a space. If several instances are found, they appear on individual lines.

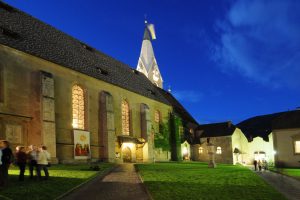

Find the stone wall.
xmin=192 ymin=136 xmax=234 ymax=164
xmin=0 ymin=44 xmax=172 ymax=163
xmin=273 ymin=129 xmax=300 ymax=167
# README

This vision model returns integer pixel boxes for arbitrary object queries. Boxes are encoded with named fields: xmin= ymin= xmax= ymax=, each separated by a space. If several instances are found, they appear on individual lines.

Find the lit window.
xmin=72 ymin=85 xmax=85 ymax=129
xmin=295 ymin=141 xmax=300 ymax=154
xmin=154 ymin=110 xmax=160 ymax=123
xmin=122 ymin=100 xmax=130 ymax=135
xmin=199 ymin=147 xmax=203 ymax=154
xmin=216 ymin=146 xmax=222 ymax=154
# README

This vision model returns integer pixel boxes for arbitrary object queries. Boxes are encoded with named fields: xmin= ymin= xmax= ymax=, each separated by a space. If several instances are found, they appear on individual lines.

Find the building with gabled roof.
xmin=0 ymin=2 xmax=197 ymax=163
xmin=237 ymin=109 xmax=300 ymax=167
xmin=191 ymin=121 xmax=249 ymax=164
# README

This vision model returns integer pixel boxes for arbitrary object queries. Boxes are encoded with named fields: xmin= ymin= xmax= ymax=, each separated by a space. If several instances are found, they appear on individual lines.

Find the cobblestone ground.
xmin=255 ymin=170 xmax=300 ymax=200
xmin=62 ymin=163 xmax=150 ymax=200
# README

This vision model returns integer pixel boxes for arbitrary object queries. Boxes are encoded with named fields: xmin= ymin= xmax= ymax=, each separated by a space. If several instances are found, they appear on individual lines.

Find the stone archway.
xmin=122 ymin=147 xmax=132 ymax=163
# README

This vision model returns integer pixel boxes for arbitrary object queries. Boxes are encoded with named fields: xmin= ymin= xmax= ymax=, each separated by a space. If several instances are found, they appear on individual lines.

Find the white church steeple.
xmin=136 ymin=21 xmax=163 ymax=88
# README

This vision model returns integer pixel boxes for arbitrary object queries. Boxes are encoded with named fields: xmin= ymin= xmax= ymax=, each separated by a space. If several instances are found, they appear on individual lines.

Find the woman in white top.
xmin=37 ymin=146 xmax=50 ymax=180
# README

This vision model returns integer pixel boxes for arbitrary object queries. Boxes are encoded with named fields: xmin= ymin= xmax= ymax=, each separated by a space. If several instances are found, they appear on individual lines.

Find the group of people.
xmin=0 ymin=140 xmax=51 ymax=187
xmin=253 ymin=159 xmax=269 ymax=171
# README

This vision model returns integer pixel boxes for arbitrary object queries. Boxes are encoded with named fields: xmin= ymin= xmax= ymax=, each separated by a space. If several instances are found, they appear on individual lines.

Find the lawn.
xmin=274 ymin=168 xmax=300 ymax=180
xmin=0 ymin=163 xmax=114 ymax=200
xmin=136 ymin=162 xmax=286 ymax=200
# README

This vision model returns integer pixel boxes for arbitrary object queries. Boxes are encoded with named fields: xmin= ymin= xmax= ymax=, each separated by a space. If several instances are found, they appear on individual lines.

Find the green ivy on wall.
xmin=154 ymin=112 xmax=183 ymax=161
xmin=154 ymin=117 xmax=170 ymax=151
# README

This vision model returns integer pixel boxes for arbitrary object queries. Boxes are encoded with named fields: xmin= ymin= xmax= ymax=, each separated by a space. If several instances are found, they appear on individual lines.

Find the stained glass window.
xmin=122 ymin=100 xmax=130 ymax=135
xmin=72 ymin=85 xmax=85 ymax=129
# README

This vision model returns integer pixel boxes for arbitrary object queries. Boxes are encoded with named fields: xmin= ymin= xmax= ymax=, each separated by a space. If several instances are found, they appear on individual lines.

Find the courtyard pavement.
xmin=62 ymin=163 xmax=151 ymax=200
xmin=254 ymin=170 xmax=300 ymax=200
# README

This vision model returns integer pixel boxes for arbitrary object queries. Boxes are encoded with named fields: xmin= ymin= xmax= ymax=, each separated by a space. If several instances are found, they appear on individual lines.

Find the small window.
xmin=216 ymin=146 xmax=222 ymax=154
xmin=295 ymin=141 xmax=300 ymax=154
xmin=154 ymin=110 xmax=160 ymax=123
xmin=198 ymin=147 xmax=203 ymax=154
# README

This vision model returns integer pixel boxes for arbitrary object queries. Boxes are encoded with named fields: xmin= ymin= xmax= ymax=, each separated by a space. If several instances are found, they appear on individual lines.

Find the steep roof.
xmin=157 ymin=88 xmax=198 ymax=125
xmin=237 ymin=110 xmax=300 ymax=141
xmin=196 ymin=121 xmax=236 ymax=138
xmin=0 ymin=2 xmax=170 ymax=105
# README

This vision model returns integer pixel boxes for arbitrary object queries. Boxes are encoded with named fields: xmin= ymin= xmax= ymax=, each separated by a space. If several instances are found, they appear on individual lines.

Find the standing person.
xmin=15 ymin=146 xmax=27 ymax=181
xmin=0 ymin=140 xmax=13 ymax=187
xmin=258 ymin=160 xmax=262 ymax=171
xmin=27 ymin=145 xmax=38 ymax=179
xmin=253 ymin=159 xmax=258 ymax=171
xmin=263 ymin=160 xmax=268 ymax=171
xmin=37 ymin=146 xmax=50 ymax=180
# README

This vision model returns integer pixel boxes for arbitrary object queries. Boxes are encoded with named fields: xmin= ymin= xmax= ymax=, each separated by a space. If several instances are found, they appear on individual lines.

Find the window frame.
xmin=216 ymin=146 xmax=222 ymax=154
xmin=294 ymin=140 xmax=300 ymax=155
xmin=121 ymin=99 xmax=130 ymax=135
xmin=72 ymin=84 xmax=86 ymax=130
xmin=198 ymin=147 xmax=203 ymax=154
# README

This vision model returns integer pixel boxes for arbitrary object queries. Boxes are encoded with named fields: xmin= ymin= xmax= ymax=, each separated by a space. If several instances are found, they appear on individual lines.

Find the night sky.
xmin=4 ymin=0 xmax=300 ymax=124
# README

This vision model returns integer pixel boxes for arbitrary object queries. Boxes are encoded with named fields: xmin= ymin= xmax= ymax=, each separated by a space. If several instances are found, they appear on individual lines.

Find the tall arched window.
xmin=72 ymin=85 xmax=85 ymax=129
xmin=154 ymin=110 xmax=161 ymax=123
xmin=122 ymin=100 xmax=130 ymax=135
xmin=216 ymin=146 xmax=222 ymax=154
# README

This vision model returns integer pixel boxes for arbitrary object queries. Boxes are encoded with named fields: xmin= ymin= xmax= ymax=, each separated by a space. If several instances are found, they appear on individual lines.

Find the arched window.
xmin=72 ymin=85 xmax=85 ymax=129
xmin=216 ymin=146 xmax=222 ymax=154
xmin=198 ymin=147 xmax=203 ymax=154
xmin=154 ymin=110 xmax=161 ymax=123
xmin=122 ymin=100 xmax=130 ymax=135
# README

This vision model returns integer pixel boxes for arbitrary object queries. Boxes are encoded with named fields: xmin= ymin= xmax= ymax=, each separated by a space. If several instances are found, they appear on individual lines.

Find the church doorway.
xmin=122 ymin=147 xmax=132 ymax=163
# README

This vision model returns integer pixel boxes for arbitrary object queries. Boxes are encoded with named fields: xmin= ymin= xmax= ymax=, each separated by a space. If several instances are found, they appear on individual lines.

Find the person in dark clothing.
xmin=253 ymin=159 xmax=258 ymax=171
xmin=16 ymin=146 xmax=27 ymax=181
xmin=0 ymin=140 xmax=13 ymax=187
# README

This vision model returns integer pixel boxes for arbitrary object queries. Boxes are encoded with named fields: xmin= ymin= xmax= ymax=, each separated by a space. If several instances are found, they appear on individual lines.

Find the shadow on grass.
xmin=0 ymin=174 xmax=96 ymax=200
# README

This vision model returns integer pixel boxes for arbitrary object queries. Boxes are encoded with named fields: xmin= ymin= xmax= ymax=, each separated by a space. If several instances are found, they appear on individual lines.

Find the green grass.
xmin=272 ymin=168 xmax=300 ymax=180
xmin=0 ymin=163 xmax=114 ymax=200
xmin=136 ymin=162 xmax=286 ymax=200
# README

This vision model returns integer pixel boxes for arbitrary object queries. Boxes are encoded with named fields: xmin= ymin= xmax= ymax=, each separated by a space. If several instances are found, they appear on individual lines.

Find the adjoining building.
xmin=191 ymin=122 xmax=249 ymax=164
xmin=0 ymin=2 xmax=197 ymax=163
xmin=238 ymin=109 xmax=300 ymax=167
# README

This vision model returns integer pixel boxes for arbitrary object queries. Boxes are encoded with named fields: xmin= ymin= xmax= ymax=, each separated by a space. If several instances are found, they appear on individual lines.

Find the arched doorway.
xmin=122 ymin=147 xmax=132 ymax=162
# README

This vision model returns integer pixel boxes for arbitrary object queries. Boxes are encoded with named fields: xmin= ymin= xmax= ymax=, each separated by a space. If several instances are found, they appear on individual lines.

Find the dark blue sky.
xmin=5 ymin=0 xmax=300 ymax=124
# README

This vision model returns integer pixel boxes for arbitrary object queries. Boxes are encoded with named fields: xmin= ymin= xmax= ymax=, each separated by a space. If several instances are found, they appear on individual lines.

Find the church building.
xmin=0 ymin=2 xmax=197 ymax=163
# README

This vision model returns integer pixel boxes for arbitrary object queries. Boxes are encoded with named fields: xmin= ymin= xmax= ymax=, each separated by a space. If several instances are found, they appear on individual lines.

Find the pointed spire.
xmin=143 ymin=21 xmax=151 ymax=41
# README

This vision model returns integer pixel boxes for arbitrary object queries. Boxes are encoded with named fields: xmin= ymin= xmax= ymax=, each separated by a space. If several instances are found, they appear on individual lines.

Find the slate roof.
xmin=157 ymin=88 xmax=198 ymax=125
xmin=0 ymin=2 xmax=170 ymax=105
xmin=237 ymin=110 xmax=300 ymax=141
xmin=272 ymin=110 xmax=300 ymax=130
xmin=196 ymin=121 xmax=236 ymax=138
